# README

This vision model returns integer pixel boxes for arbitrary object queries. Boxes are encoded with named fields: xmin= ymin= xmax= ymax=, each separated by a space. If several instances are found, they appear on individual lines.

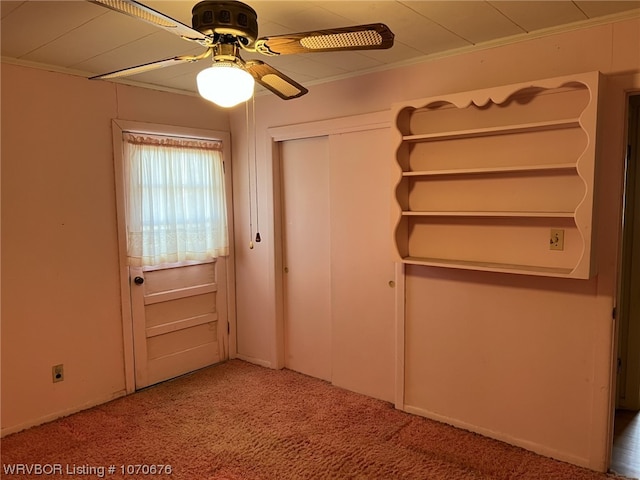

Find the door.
xmin=611 ymin=94 xmax=640 ymax=479
xmin=329 ymin=128 xmax=396 ymax=402
xmin=280 ymin=136 xmax=332 ymax=381
xmin=278 ymin=125 xmax=396 ymax=401
xmin=111 ymin=121 xmax=233 ymax=391
xmin=130 ymin=260 xmax=228 ymax=388
xmin=617 ymin=94 xmax=640 ymax=408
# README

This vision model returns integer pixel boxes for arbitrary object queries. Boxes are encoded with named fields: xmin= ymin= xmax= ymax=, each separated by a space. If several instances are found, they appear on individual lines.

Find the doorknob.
xmin=134 ymin=276 xmax=144 ymax=285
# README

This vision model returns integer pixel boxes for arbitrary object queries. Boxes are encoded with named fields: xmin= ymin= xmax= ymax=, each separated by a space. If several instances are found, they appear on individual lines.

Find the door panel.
xmin=146 ymin=297 xmax=217 ymax=331
xmin=147 ymin=323 xmax=217 ymax=359
xmin=144 ymin=263 xmax=215 ymax=294
xmin=280 ymin=136 xmax=332 ymax=381
xmin=329 ymin=128 xmax=396 ymax=402
xmin=131 ymin=259 xmax=227 ymax=388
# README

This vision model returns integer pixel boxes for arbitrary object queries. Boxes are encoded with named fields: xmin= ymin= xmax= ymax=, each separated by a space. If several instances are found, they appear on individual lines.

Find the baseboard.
xmin=1 ymin=389 xmax=127 ymax=438
xmin=234 ymin=354 xmax=272 ymax=369
xmin=403 ymin=404 xmax=591 ymax=470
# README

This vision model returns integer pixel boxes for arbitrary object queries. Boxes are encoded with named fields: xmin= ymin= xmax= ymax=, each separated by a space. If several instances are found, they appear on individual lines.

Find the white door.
xmin=280 ymin=136 xmax=332 ymax=381
xmin=130 ymin=260 xmax=228 ymax=388
xmin=328 ymin=129 xmax=396 ymax=402
xmin=112 ymin=124 xmax=233 ymax=390
xmin=277 ymin=122 xmax=396 ymax=402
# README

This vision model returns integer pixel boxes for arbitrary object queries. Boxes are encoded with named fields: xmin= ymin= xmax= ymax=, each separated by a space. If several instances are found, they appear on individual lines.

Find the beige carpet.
xmin=1 ymin=360 xmax=628 ymax=479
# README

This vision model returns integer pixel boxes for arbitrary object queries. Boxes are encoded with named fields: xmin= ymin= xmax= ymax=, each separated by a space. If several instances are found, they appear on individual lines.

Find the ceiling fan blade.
xmin=254 ymin=23 xmax=394 ymax=56
xmin=90 ymin=52 xmax=210 ymax=80
xmin=244 ymin=61 xmax=308 ymax=100
xmin=88 ymin=0 xmax=210 ymax=46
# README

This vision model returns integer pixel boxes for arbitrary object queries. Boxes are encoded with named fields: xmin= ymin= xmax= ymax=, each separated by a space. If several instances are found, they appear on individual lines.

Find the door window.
xmin=123 ymin=133 xmax=228 ymax=267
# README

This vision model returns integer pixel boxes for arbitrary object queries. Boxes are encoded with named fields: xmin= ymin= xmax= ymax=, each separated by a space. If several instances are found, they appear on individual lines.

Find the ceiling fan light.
xmin=197 ymin=63 xmax=255 ymax=108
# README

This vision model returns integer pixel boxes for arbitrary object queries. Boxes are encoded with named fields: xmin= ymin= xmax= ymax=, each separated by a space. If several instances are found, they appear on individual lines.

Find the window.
xmin=123 ymin=133 xmax=228 ymax=267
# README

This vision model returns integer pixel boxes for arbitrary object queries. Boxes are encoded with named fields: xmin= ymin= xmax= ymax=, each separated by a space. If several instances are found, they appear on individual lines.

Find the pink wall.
xmin=229 ymin=18 xmax=640 ymax=470
xmin=0 ymin=64 xmax=229 ymax=434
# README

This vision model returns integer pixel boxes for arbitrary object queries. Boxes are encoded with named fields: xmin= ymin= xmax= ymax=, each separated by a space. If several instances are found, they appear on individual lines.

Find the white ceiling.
xmin=2 ymin=0 xmax=639 ymax=96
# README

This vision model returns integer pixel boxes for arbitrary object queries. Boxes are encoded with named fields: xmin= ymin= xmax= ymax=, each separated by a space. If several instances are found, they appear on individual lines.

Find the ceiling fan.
xmin=89 ymin=0 xmax=395 ymax=107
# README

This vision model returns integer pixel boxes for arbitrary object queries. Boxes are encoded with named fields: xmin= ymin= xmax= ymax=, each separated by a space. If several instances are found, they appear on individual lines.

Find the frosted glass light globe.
xmin=197 ymin=63 xmax=255 ymax=108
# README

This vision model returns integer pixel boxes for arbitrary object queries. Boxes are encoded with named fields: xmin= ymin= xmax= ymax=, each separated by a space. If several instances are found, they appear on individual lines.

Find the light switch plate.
xmin=550 ymin=229 xmax=564 ymax=251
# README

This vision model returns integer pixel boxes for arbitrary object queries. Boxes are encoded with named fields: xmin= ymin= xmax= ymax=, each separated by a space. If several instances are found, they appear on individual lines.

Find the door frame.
xmin=111 ymin=119 xmax=236 ymax=393
xmin=266 ymin=110 xmax=406 ymax=406
xmin=616 ymin=93 xmax=640 ymax=409
xmin=606 ymin=76 xmax=640 ymax=471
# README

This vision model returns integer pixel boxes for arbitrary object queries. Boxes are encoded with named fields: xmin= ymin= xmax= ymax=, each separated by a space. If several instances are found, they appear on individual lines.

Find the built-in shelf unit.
xmin=392 ymin=72 xmax=601 ymax=278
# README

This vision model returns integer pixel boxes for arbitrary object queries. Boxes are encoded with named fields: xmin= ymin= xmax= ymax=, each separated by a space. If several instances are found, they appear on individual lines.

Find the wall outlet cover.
xmin=52 ymin=364 xmax=64 ymax=383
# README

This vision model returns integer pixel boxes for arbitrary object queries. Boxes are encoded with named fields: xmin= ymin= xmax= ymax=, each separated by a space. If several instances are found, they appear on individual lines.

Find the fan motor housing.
xmin=192 ymin=1 xmax=259 ymax=46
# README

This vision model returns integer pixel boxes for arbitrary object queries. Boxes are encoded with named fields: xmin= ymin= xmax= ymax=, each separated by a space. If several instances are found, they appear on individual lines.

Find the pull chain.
xmin=245 ymin=100 xmax=254 ymax=249
xmin=253 ymin=95 xmax=261 ymax=243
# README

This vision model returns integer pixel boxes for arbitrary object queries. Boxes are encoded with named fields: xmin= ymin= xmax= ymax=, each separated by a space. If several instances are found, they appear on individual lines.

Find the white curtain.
xmin=124 ymin=133 xmax=228 ymax=267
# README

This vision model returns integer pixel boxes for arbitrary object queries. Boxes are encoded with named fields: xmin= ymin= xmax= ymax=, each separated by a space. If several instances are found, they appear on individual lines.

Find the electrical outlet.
xmin=52 ymin=364 xmax=64 ymax=383
xmin=550 ymin=229 xmax=564 ymax=251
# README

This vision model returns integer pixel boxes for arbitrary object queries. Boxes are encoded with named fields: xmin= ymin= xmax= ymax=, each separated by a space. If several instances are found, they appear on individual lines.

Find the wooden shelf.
xmin=402 ymin=256 xmax=575 ymax=277
xmin=392 ymin=72 xmax=600 ymax=278
xmin=402 ymin=163 xmax=576 ymax=177
xmin=402 ymin=118 xmax=581 ymax=142
xmin=401 ymin=211 xmax=575 ymax=218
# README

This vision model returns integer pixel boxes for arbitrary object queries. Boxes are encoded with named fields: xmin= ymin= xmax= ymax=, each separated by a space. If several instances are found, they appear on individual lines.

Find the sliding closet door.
xmin=278 ymin=126 xmax=395 ymax=401
xmin=280 ymin=136 xmax=332 ymax=381
xmin=329 ymin=128 xmax=395 ymax=402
